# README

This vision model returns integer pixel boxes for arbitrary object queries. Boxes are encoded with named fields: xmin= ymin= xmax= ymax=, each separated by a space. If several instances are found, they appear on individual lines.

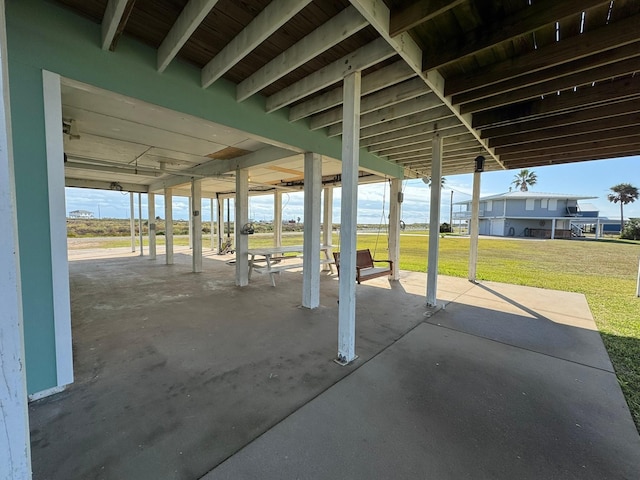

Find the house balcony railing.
xmin=453 ymin=210 xmax=484 ymax=219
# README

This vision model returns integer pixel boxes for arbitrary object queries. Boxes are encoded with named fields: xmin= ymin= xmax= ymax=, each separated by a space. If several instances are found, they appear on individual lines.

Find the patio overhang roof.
xmin=50 ymin=0 xmax=639 ymax=192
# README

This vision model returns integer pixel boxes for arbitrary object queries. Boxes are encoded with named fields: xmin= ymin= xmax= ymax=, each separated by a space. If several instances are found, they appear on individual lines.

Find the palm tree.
xmin=607 ymin=183 xmax=639 ymax=233
xmin=511 ymin=169 xmax=537 ymax=191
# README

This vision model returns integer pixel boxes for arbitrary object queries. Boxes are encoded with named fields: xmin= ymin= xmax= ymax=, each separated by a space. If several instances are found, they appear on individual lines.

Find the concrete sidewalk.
xmin=205 ymin=280 xmax=640 ymax=480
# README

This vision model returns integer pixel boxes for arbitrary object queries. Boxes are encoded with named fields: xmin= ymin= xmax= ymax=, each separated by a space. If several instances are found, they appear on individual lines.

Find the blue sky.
xmin=65 ymin=155 xmax=640 ymax=224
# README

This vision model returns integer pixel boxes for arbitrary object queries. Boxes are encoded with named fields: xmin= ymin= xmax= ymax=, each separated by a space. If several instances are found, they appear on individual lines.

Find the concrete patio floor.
xmin=29 ymin=247 xmax=640 ymax=479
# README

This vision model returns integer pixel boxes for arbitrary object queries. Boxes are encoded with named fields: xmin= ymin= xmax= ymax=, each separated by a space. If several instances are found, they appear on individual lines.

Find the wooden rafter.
xmin=389 ymin=0 xmax=465 ymax=37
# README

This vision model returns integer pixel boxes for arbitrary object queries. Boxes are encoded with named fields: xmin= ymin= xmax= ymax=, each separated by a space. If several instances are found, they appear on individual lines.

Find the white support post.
xmin=188 ymin=195 xmax=193 ymax=249
xmin=216 ymin=194 xmax=223 ymax=252
xmin=191 ymin=179 xmax=202 ymax=273
xmin=138 ymin=192 xmax=144 ymax=256
xmin=274 ymin=191 xmax=283 ymax=247
xmin=337 ymin=71 xmax=361 ymax=365
xmin=468 ymin=168 xmax=482 ymax=283
xmin=551 ymin=218 xmax=556 ymax=240
xmin=130 ymin=191 xmax=136 ymax=252
xmin=595 ymin=218 xmax=601 ymax=240
xmin=0 ymin=1 xmax=32 ymax=473
xmin=43 ymin=70 xmax=73 ymax=390
xmin=426 ymin=133 xmax=442 ymax=306
xmin=302 ymin=152 xmax=322 ymax=308
xmin=165 ymin=188 xmax=174 ymax=265
xmin=148 ymin=193 xmax=156 ymax=259
xmin=322 ymin=186 xmax=333 ymax=270
xmin=214 ymin=198 xmax=216 ymax=250
xmin=636 ymin=257 xmax=640 ymax=297
xmin=235 ymin=169 xmax=249 ymax=286
xmin=389 ymin=178 xmax=401 ymax=280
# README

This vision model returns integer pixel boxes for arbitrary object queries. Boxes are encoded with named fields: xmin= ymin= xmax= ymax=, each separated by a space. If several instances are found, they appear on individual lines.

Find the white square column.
xmin=337 ymin=71 xmax=361 ymax=365
xmin=130 ymin=192 xmax=136 ymax=252
xmin=191 ymin=179 xmax=202 ymax=273
xmin=274 ymin=191 xmax=282 ymax=247
xmin=235 ymin=169 xmax=249 ymax=286
xmin=388 ymin=178 xmax=401 ymax=280
xmin=322 ymin=186 xmax=333 ymax=271
xmin=0 ymin=2 xmax=31 ymax=474
xmin=426 ymin=133 xmax=442 ymax=307
xmin=302 ymin=152 xmax=322 ymax=309
xmin=216 ymin=194 xmax=223 ymax=252
xmin=210 ymin=198 xmax=215 ymax=250
xmin=148 ymin=193 xmax=156 ymax=259
xmin=165 ymin=187 xmax=174 ymax=265
xmin=138 ymin=193 xmax=144 ymax=256
xmin=468 ymin=168 xmax=482 ymax=282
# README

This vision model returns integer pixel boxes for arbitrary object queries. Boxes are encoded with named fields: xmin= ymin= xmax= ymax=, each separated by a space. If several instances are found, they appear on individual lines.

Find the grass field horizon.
xmin=67 ymin=227 xmax=640 ymax=431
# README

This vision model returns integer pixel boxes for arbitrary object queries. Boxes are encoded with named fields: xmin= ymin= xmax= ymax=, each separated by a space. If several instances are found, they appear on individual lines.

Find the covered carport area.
xmin=2 ymin=0 xmax=640 ymax=478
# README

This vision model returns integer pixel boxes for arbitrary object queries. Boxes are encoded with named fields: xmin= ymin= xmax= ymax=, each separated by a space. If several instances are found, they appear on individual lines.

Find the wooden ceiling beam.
xmin=377 ymin=139 xmax=479 ymax=157
xmin=422 ymin=0 xmax=610 ymax=72
xmin=481 ymin=100 xmax=640 ymax=139
xmin=237 ymin=6 xmax=367 ymax=101
xmin=265 ymin=37 xmax=396 ymax=112
xmin=370 ymin=132 xmax=475 ymax=155
xmin=500 ymin=138 xmax=640 ymax=163
xmin=288 ymin=61 xmax=414 ymax=121
xmin=389 ymin=0 xmax=465 ymax=37
xmin=101 ymin=0 xmax=135 ymax=51
xmin=460 ymin=55 xmax=640 ymax=114
xmin=503 ymin=149 xmax=640 ymax=169
xmin=490 ymin=118 xmax=640 ymax=149
xmin=202 ymin=0 xmax=312 ymax=88
xmin=446 ymin=14 xmax=640 ymax=96
xmin=361 ymin=121 xmax=466 ymax=148
xmin=157 ymin=0 xmax=220 ymax=73
xmin=473 ymin=76 xmax=640 ymax=128
xmin=309 ymin=77 xmax=429 ymax=130
xmin=327 ymin=92 xmax=443 ymax=137
xmin=359 ymin=106 xmax=454 ymax=139
xmin=495 ymin=126 xmax=640 ymax=155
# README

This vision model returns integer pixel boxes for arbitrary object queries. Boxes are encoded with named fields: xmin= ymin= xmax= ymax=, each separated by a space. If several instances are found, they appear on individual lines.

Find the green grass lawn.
xmin=71 ymin=232 xmax=640 ymax=430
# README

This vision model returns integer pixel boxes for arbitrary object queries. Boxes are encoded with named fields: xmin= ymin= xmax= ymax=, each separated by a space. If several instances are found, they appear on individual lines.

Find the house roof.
xmin=45 ymin=0 xmax=640 ymax=192
xmin=457 ymin=191 xmax=599 ymax=204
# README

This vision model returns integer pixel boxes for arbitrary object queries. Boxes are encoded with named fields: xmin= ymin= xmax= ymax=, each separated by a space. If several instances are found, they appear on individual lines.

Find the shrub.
xmin=621 ymin=218 xmax=640 ymax=240
xmin=439 ymin=222 xmax=452 ymax=233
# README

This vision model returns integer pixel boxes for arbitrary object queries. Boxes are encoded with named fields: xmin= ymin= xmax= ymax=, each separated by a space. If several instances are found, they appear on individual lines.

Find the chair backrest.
xmin=356 ymin=249 xmax=374 ymax=268
xmin=333 ymin=251 xmax=341 ymax=268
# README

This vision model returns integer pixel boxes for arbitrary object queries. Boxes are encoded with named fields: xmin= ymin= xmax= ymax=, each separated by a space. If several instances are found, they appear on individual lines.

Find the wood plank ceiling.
xmin=55 ymin=0 xmax=640 ymax=180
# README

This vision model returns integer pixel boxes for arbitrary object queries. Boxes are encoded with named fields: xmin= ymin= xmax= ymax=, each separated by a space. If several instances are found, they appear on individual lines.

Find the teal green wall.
xmin=6 ymin=0 xmax=402 ymax=394
xmin=6 ymin=59 xmax=57 ymax=393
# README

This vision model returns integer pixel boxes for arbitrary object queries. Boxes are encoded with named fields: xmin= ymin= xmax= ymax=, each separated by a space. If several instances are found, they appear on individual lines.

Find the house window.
xmin=486 ymin=200 xmax=492 ymax=211
xmin=525 ymin=199 xmax=535 ymax=211
xmin=549 ymin=199 xmax=557 ymax=210
xmin=541 ymin=199 xmax=548 ymax=208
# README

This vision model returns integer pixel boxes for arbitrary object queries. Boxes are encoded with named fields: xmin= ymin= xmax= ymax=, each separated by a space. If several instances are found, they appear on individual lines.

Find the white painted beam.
xmin=157 ymin=0 xmax=220 ymax=72
xmin=101 ymin=0 xmax=129 ymax=50
xmin=165 ymin=188 xmax=174 ymax=265
xmin=266 ymin=37 xmax=395 ymax=113
xmin=0 ymin=0 xmax=31 ymax=473
xmin=302 ymin=152 xmax=322 ymax=308
xmin=65 ymin=177 xmax=148 ymax=193
xmin=148 ymin=192 xmax=156 ymax=259
xmin=310 ymin=76 xmax=429 ymax=130
xmin=360 ymin=117 xmax=464 ymax=148
xmin=191 ymin=179 xmax=203 ymax=272
xmin=389 ymin=179 xmax=401 ymax=280
xmin=202 ymin=0 xmax=312 ymax=88
xmin=237 ymin=5 xmax=367 ymax=101
xmin=468 ymin=168 xmax=481 ymax=282
xmin=65 ymin=160 xmax=163 ymax=178
xmin=274 ymin=191 xmax=282 ymax=247
xmin=348 ymin=0 xmax=504 ymax=169
xmin=327 ymin=92 xmax=441 ymax=136
xmin=235 ymin=169 xmax=249 ymax=286
xmin=289 ymin=60 xmax=414 ymax=121
xmin=359 ymin=106 xmax=453 ymax=140
xmin=43 ymin=71 xmax=73 ymax=389
xmin=426 ymin=133 xmax=442 ymax=306
xmin=148 ymin=175 xmax=195 ymax=193
xmin=337 ymin=71 xmax=361 ymax=365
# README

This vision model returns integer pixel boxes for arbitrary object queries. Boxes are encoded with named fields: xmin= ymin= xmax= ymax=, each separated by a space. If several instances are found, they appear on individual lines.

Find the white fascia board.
xmin=265 ymin=36 xmax=396 ymax=112
xmin=101 ymin=0 xmax=128 ymax=50
xmin=157 ymin=0 xmax=220 ymax=72
xmin=289 ymin=60 xmax=414 ymax=121
xmin=348 ymin=0 xmax=504 ymax=169
xmin=310 ymin=76 xmax=430 ymax=129
xmin=202 ymin=0 xmax=312 ymax=88
xmin=237 ymin=5 xmax=367 ymax=101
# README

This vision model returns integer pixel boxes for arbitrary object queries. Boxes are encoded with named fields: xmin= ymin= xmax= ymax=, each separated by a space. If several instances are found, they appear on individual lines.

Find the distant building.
xmin=455 ymin=192 xmax=618 ymax=239
xmin=68 ymin=209 xmax=94 ymax=219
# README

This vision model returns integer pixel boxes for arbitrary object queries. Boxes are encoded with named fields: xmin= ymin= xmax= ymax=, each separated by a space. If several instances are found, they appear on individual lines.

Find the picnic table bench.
xmin=248 ymin=245 xmax=334 ymax=287
xmin=333 ymin=249 xmax=392 ymax=284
